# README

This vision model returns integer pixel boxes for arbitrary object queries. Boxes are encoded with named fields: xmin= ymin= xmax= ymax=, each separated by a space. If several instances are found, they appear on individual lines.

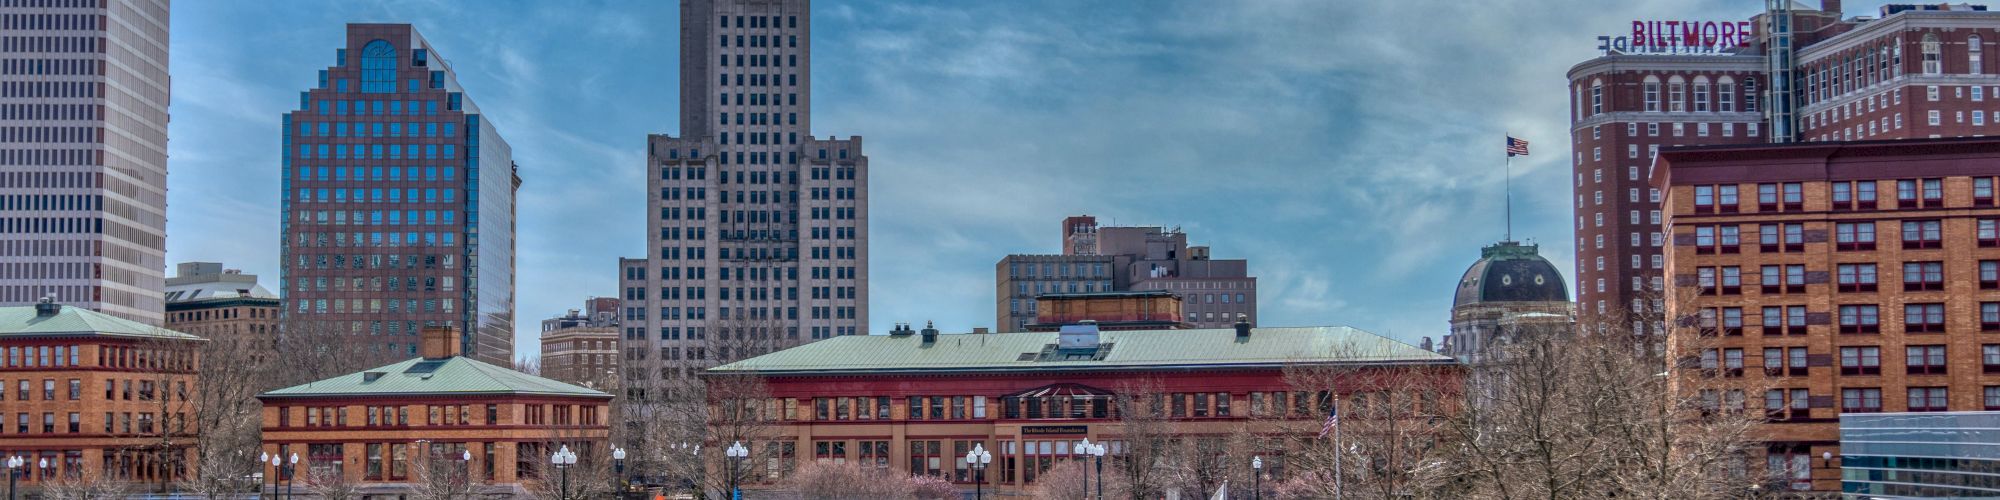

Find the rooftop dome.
xmin=1453 ymin=241 xmax=1569 ymax=309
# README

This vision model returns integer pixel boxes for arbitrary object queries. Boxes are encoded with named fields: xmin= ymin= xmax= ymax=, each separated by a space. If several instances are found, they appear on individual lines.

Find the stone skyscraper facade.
xmin=281 ymin=24 xmax=519 ymax=365
xmin=0 ymin=0 xmax=170 ymax=325
xmin=620 ymin=0 xmax=869 ymax=395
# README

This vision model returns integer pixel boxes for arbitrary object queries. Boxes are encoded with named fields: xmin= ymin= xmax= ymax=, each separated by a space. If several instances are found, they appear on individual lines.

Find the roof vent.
xmin=890 ymin=323 xmax=915 ymax=336
xmin=1234 ymin=314 xmax=1252 ymax=340
xmin=33 ymin=295 xmax=58 ymax=317
xmin=920 ymin=321 xmax=939 ymax=346
xmin=362 ymin=371 xmax=386 ymax=383
xmin=1060 ymin=320 xmax=1100 ymax=350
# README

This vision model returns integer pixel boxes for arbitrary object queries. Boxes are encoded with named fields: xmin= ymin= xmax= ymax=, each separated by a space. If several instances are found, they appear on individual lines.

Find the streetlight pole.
xmin=285 ymin=453 xmax=298 ymax=500
xmin=1252 ymin=456 xmax=1263 ymax=500
xmin=1089 ymin=443 xmax=1105 ymax=500
xmin=1073 ymin=439 xmax=1092 ymax=500
xmin=551 ymin=445 xmax=577 ymax=500
xmin=726 ymin=441 xmax=749 ymax=500
xmin=460 ymin=449 xmax=473 ymax=499
xmin=966 ymin=444 xmax=991 ymax=500
xmin=5 ymin=456 xmax=23 ymax=500
xmin=613 ymin=447 xmax=628 ymax=499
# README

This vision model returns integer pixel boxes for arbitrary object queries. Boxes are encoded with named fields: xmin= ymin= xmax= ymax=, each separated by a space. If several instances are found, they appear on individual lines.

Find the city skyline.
xmin=162 ymin=0 xmax=1893 ymax=360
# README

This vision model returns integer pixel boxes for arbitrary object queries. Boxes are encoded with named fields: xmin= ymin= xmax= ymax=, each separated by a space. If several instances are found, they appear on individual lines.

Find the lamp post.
xmin=1252 ymin=456 xmax=1263 ymax=500
xmin=725 ymin=441 xmax=749 ymax=500
xmin=1088 ymin=443 xmax=1105 ymax=500
xmin=1073 ymin=439 xmax=1092 ymax=499
xmin=966 ymin=444 xmax=992 ymax=500
xmin=613 ymin=447 xmax=628 ymax=499
xmin=550 ymin=445 xmax=578 ymax=500
xmin=5 ymin=456 xmax=23 ymax=500
xmin=265 ymin=452 xmax=297 ymax=500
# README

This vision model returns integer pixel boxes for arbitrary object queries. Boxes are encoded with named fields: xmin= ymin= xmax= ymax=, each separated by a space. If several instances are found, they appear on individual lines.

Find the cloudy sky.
xmin=166 ymin=0 xmax=1894 ymax=360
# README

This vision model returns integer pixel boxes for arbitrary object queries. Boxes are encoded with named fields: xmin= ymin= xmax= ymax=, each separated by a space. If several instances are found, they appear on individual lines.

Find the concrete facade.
xmin=621 ymin=0 xmax=870 ymax=400
xmin=163 ymin=262 xmax=277 ymax=345
xmin=0 ymin=0 xmax=172 ymax=325
xmin=538 ymin=298 xmax=620 ymax=389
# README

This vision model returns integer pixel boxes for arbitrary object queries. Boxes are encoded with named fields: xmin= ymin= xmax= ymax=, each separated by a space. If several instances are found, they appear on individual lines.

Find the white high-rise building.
xmin=620 ymin=0 xmax=869 ymax=397
xmin=0 ymin=0 xmax=171 ymax=325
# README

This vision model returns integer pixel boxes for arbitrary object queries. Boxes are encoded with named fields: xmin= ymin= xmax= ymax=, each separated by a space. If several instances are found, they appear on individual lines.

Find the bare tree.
xmin=408 ymin=445 xmax=481 ymax=500
xmin=300 ymin=464 xmax=361 ymax=500
xmin=40 ymin=472 xmax=133 ymax=500
xmin=1028 ymin=459 xmax=1131 ymax=500
xmin=176 ymin=320 xmax=273 ymax=499
xmin=1435 ymin=293 xmax=1768 ymax=500
xmin=1268 ymin=359 xmax=1462 ymax=500
xmin=124 ymin=331 xmax=204 ymax=494
xmin=1111 ymin=378 xmax=1176 ymax=498
xmin=774 ymin=461 xmax=917 ymax=499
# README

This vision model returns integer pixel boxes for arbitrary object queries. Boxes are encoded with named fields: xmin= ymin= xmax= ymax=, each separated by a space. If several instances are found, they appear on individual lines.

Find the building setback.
xmin=998 ymin=217 xmax=1255 ymax=333
xmin=1568 ymin=2 xmax=2000 ymax=326
xmin=706 ymin=323 xmax=1460 ymax=498
xmin=0 ymin=0 xmax=171 ymax=325
xmin=0 ymin=301 xmax=203 ymax=490
xmin=538 ymin=298 xmax=620 ymax=389
xmin=1657 ymin=137 xmax=2000 ymax=493
xmin=620 ymin=0 xmax=869 ymax=397
xmin=281 ymin=24 xmax=519 ymax=366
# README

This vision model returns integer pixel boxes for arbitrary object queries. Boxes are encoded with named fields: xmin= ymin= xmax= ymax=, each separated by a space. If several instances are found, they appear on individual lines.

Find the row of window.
xmin=0 ymin=410 xmax=184 ymax=436
xmin=293 ymin=119 xmax=456 ymax=138
xmin=292 ymin=165 xmax=459 ymax=182
xmin=294 ymin=143 xmax=458 ymax=161
xmin=1694 ymin=302 xmax=2000 ymax=334
xmin=1695 ymin=260 xmax=2000 ymax=295
xmin=1693 ymin=178 xmax=2000 ymax=213
xmin=1689 ymin=219 xmax=1989 ymax=253
xmin=286 ymin=230 xmax=458 ymax=247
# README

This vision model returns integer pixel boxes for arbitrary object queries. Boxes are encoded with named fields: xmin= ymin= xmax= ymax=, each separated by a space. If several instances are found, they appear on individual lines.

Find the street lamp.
xmin=966 ymin=444 xmax=992 ymax=500
xmin=1252 ymin=456 xmax=1263 ymax=500
xmin=4 ymin=456 xmax=22 ymax=500
xmin=726 ymin=441 xmax=750 ymax=500
xmin=265 ymin=452 xmax=298 ymax=500
xmin=460 ymin=449 xmax=473 ymax=498
xmin=1089 ymin=443 xmax=1105 ymax=500
xmin=550 ymin=445 xmax=578 ymax=500
xmin=1073 ymin=439 xmax=1093 ymax=499
xmin=613 ymin=447 xmax=628 ymax=499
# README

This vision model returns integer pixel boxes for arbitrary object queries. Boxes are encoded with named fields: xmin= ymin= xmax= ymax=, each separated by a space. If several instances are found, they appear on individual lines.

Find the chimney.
xmin=1233 ymin=314 xmax=1252 ymax=339
xmin=972 ymin=327 xmax=990 ymax=335
xmin=420 ymin=326 xmax=461 ymax=360
xmin=920 ymin=321 xmax=939 ymax=345
xmin=33 ymin=295 xmax=58 ymax=318
xmin=1822 ymin=0 xmax=1841 ymax=15
xmin=890 ymin=323 xmax=915 ymax=337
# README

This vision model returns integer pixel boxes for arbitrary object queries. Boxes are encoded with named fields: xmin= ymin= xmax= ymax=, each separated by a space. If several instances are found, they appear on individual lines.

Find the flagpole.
xmin=1334 ymin=395 xmax=1343 ymax=500
xmin=1505 ymin=136 xmax=1514 ymax=242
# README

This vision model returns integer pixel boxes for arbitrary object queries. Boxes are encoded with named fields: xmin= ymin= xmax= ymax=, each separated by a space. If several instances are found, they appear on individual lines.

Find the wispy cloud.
xmin=167 ymin=0 xmax=1804 ymax=357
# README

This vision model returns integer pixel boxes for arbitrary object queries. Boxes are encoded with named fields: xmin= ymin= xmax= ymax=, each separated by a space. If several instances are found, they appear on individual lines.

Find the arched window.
xmin=1893 ymin=44 xmax=1904 ymax=77
xmin=1717 ymin=76 xmax=1736 ymax=112
xmin=1590 ymin=79 xmax=1604 ymax=115
xmin=361 ymin=39 xmax=398 ymax=93
xmin=1643 ymin=75 xmax=1661 ymax=112
xmin=1693 ymin=76 xmax=1710 ymax=112
xmin=1971 ymin=35 xmax=1984 ymax=75
xmin=1668 ymin=76 xmax=1686 ymax=112
xmin=1922 ymin=33 xmax=1941 ymax=74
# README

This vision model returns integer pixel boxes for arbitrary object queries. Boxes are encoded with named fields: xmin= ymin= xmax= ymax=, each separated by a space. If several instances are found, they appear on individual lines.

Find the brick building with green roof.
xmin=256 ymin=326 xmax=610 ymax=496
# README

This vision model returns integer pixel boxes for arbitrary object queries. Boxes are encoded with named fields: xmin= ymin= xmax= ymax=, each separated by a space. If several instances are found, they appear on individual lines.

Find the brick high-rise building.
xmin=997 ymin=218 xmax=1255 ymax=332
xmin=621 ymin=0 xmax=868 ymax=397
xmin=539 ymin=298 xmax=620 ymax=388
xmin=1568 ymin=2 xmax=2000 ymax=327
xmin=1657 ymin=137 xmax=2000 ymax=493
xmin=0 ymin=0 xmax=171 ymax=325
xmin=280 ymin=24 xmax=519 ymax=365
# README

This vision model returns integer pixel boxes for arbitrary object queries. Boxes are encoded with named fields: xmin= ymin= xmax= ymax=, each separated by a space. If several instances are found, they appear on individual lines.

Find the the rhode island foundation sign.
xmin=1599 ymin=20 xmax=1758 ymax=56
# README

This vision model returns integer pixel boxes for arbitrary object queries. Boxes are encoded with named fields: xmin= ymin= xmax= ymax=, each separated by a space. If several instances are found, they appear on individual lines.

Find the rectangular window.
xmin=1903 ymin=220 xmax=1943 ymax=249
xmin=1841 ymin=388 xmax=1883 ymax=413
xmin=1840 ymin=305 xmax=1882 ymax=334
xmin=1906 ymin=303 xmax=1947 ymax=333
xmin=1907 ymin=345 xmax=1948 ymax=375
xmin=1908 ymin=387 xmax=1949 ymax=412
xmin=1903 ymin=262 xmax=1945 ymax=291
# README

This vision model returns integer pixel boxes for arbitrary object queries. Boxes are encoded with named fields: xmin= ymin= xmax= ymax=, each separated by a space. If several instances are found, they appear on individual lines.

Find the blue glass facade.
xmin=1842 ymin=412 xmax=2000 ymax=497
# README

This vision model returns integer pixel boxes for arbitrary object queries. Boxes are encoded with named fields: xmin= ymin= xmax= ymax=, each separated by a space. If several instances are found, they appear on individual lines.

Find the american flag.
xmin=1506 ymin=136 xmax=1530 ymax=157
xmin=1317 ymin=399 xmax=1340 ymax=438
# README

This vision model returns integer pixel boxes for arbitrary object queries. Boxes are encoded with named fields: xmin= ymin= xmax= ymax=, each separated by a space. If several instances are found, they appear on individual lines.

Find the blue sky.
xmin=165 ymin=0 xmax=1902 ymax=360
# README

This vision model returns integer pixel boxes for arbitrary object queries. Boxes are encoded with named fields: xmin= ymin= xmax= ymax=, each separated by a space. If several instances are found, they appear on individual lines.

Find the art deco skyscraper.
xmin=281 ymin=24 xmax=519 ymax=365
xmin=0 ymin=0 xmax=170 ymax=325
xmin=620 ymin=0 xmax=869 ymax=394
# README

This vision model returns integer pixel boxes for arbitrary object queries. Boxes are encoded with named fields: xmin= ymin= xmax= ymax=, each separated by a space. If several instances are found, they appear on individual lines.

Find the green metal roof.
xmin=260 ymin=356 xmax=611 ymax=399
xmin=0 ymin=305 xmax=202 ymax=341
xmin=709 ymin=326 xmax=1455 ymax=375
